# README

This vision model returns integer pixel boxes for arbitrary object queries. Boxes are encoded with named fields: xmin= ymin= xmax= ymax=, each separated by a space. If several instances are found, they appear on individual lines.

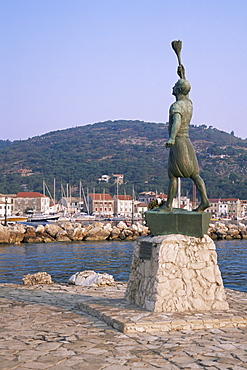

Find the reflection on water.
xmin=0 ymin=240 xmax=246 ymax=293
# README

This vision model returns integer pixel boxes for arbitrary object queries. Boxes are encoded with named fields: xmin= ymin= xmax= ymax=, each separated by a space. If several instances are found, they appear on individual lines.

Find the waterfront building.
xmin=138 ymin=191 xmax=157 ymax=204
xmin=0 ymin=193 xmax=14 ymax=217
xmin=156 ymin=193 xmax=168 ymax=204
xmin=48 ymin=202 xmax=61 ymax=214
xmin=240 ymin=200 xmax=247 ymax=218
xmin=220 ymin=198 xmax=242 ymax=219
xmin=59 ymin=197 xmax=83 ymax=214
xmin=181 ymin=196 xmax=192 ymax=210
xmin=206 ymin=199 xmax=220 ymax=218
xmin=138 ymin=191 xmax=191 ymax=210
xmin=113 ymin=195 xmax=133 ymax=217
xmin=206 ymin=198 xmax=242 ymax=219
xmin=134 ymin=201 xmax=148 ymax=216
xmin=13 ymin=192 xmax=50 ymax=214
xmin=87 ymin=193 xmax=114 ymax=217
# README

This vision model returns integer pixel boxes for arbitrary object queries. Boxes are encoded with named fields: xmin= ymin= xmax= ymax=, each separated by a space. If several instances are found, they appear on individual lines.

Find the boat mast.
xmin=131 ymin=185 xmax=135 ymax=224
xmin=81 ymin=182 xmax=89 ymax=214
xmin=79 ymin=181 xmax=82 ymax=211
xmin=54 ymin=178 xmax=56 ymax=211
xmin=43 ymin=181 xmax=55 ymax=213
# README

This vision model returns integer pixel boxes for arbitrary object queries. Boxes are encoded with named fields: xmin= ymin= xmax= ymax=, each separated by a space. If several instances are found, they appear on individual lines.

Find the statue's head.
xmin=173 ymin=79 xmax=191 ymax=96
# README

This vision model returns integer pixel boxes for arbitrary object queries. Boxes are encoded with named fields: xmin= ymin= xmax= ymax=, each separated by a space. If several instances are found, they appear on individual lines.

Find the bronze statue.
xmin=160 ymin=40 xmax=210 ymax=212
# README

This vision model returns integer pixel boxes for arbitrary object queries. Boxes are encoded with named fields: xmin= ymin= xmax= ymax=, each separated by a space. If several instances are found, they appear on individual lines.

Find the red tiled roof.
xmin=156 ymin=194 xmax=167 ymax=199
xmin=89 ymin=193 xmax=113 ymax=200
xmin=15 ymin=192 xmax=48 ymax=198
xmin=114 ymin=195 xmax=132 ymax=200
xmin=136 ymin=202 xmax=148 ymax=207
xmin=0 ymin=193 xmax=16 ymax=198
xmin=220 ymin=198 xmax=239 ymax=202
xmin=209 ymin=198 xmax=240 ymax=203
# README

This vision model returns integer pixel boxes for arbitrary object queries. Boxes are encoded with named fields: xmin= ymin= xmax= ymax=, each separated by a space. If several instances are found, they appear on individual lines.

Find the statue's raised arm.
xmin=171 ymin=40 xmax=186 ymax=79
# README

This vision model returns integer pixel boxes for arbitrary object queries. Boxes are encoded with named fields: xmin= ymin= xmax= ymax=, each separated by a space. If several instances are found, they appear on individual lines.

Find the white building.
xmin=220 ymin=198 xmax=241 ymax=219
xmin=172 ymin=195 xmax=192 ymax=211
xmin=206 ymin=198 xmax=242 ymax=219
xmin=113 ymin=195 xmax=133 ymax=217
xmin=98 ymin=175 xmax=111 ymax=183
xmin=134 ymin=201 xmax=148 ymax=216
xmin=138 ymin=191 xmax=157 ymax=204
xmin=240 ymin=200 xmax=247 ymax=218
xmin=59 ymin=197 xmax=83 ymax=214
xmin=206 ymin=199 xmax=220 ymax=218
xmin=0 ymin=193 xmax=14 ymax=217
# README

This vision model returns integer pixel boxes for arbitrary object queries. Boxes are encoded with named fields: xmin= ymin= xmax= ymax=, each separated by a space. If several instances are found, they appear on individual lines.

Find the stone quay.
xmin=0 ymin=282 xmax=246 ymax=369
xmin=0 ymin=215 xmax=246 ymax=368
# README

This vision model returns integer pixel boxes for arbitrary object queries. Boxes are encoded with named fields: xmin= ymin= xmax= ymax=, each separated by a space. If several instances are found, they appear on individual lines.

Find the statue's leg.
xmin=159 ymin=176 xmax=177 ymax=211
xmin=191 ymin=175 xmax=210 ymax=212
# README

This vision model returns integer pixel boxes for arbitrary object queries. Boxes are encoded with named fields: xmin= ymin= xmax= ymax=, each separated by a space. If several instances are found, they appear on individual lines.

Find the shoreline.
xmin=0 ymin=219 xmax=247 ymax=245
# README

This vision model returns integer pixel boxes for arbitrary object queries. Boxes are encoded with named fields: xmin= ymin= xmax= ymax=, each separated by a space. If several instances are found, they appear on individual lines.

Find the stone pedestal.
xmin=125 ymin=234 xmax=229 ymax=313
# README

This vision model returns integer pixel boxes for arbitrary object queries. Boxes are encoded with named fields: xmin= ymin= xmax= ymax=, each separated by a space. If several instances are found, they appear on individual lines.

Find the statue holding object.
xmin=160 ymin=40 xmax=210 ymax=212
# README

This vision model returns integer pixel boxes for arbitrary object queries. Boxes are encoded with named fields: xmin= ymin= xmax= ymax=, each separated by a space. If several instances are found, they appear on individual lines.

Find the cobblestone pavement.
xmin=0 ymin=283 xmax=246 ymax=369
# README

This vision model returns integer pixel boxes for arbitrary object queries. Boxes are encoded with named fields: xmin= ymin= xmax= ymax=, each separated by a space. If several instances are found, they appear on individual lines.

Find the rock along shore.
xmin=0 ymin=220 xmax=246 ymax=244
xmin=208 ymin=221 xmax=247 ymax=240
xmin=0 ymin=220 xmax=150 ymax=244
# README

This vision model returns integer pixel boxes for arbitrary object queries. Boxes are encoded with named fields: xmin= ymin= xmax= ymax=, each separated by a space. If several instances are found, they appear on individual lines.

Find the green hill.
xmin=0 ymin=120 xmax=246 ymax=199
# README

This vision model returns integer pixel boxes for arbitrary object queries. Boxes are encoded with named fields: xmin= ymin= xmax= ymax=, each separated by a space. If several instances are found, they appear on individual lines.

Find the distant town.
xmin=0 ymin=173 xmax=246 ymax=222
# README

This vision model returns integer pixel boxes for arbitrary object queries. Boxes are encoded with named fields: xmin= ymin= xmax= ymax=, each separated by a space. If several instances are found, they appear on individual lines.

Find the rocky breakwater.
xmin=0 ymin=221 xmax=149 ymax=244
xmin=0 ymin=220 xmax=246 ymax=244
xmin=208 ymin=221 xmax=247 ymax=240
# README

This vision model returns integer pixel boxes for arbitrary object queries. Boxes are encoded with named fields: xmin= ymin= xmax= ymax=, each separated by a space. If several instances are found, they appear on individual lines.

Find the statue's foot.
xmin=158 ymin=204 xmax=173 ymax=212
xmin=193 ymin=200 xmax=211 ymax=212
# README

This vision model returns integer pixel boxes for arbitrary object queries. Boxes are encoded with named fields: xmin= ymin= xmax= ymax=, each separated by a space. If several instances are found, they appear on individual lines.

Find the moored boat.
xmin=71 ymin=213 xmax=95 ymax=222
xmin=0 ymin=216 xmax=28 ymax=223
xmin=27 ymin=214 xmax=60 ymax=222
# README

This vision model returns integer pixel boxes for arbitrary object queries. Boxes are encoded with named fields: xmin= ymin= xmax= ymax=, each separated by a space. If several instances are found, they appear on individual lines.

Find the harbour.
xmin=0 ymin=239 xmax=246 ymax=293
xmin=1 ymin=3 xmax=247 ymax=368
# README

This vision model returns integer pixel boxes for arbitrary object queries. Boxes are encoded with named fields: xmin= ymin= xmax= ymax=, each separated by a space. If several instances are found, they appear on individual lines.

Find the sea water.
xmin=0 ymin=240 xmax=246 ymax=293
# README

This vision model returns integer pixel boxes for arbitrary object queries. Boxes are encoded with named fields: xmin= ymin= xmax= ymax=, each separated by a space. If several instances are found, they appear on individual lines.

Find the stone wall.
xmin=125 ymin=234 xmax=229 ymax=313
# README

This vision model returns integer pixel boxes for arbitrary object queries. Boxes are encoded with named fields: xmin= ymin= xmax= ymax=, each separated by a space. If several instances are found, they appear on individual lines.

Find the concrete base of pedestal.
xmin=125 ymin=234 xmax=229 ymax=313
xmin=145 ymin=208 xmax=211 ymax=238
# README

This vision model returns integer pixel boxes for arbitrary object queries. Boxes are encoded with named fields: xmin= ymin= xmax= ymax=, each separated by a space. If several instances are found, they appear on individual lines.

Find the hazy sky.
xmin=1 ymin=0 xmax=247 ymax=141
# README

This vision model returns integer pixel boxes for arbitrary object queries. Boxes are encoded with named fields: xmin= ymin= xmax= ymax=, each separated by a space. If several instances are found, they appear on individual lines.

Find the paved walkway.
xmin=0 ymin=283 xmax=246 ymax=369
